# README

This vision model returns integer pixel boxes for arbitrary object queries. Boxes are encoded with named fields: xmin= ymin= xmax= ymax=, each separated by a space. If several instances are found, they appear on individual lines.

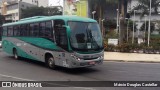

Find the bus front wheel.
xmin=46 ymin=55 xmax=56 ymax=69
xmin=13 ymin=49 xmax=19 ymax=60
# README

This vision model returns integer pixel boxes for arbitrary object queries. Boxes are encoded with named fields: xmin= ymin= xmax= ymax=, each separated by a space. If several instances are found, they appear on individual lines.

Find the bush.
xmin=104 ymin=36 xmax=160 ymax=53
xmin=105 ymin=44 xmax=115 ymax=52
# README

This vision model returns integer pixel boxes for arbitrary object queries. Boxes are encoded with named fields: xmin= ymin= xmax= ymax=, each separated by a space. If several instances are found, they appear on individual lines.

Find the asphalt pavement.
xmin=0 ymin=49 xmax=160 ymax=90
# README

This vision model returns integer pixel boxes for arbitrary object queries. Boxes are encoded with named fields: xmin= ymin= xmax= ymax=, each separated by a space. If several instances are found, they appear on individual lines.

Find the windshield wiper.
xmin=87 ymin=29 xmax=100 ymax=50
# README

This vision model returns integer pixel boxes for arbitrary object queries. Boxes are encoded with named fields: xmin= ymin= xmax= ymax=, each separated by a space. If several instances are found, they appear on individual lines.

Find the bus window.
xmin=3 ymin=27 xmax=7 ymax=36
xmin=14 ymin=26 xmax=20 ymax=36
xmin=26 ymin=24 xmax=30 ymax=36
xmin=0 ymin=27 xmax=2 ymax=40
xmin=40 ymin=22 xmax=45 ymax=37
xmin=30 ymin=23 xmax=39 ymax=37
xmin=34 ymin=23 xmax=39 ymax=37
xmin=54 ymin=20 xmax=68 ymax=50
xmin=45 ymin=21 xmax=52 ymax=38
xmin=20 ymin=25 xmax=27 ymax=36
xmin=8 ymin=26 xmax=13 ymax=36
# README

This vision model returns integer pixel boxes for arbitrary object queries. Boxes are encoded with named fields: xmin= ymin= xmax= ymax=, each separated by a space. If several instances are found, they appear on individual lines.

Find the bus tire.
xmin=46 ymin=55 xmax=56 ymax=69
xmin=13 ymin=49 xmax=19 ymax=60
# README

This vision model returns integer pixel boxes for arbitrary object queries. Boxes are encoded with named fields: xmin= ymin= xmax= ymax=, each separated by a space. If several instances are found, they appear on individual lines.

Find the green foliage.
xmin=46 ymin=7 xmax=62 ymax=16
xmin=103 ymin=19 xmax=117 ymax=29
xmin=150 ymin=35 xmax=160 ymax=47
xmin=140 ymin=21 xmax=155 ymax=32
xmin=21 ymin=6 xmax=62 ymax=18
xmin=104 ymin=34 xmax=160 ymax=53
xmin=0 ymin=15 xmax=5 ymax=25
xmin=104 ymin=43 xmax=138 ymax=52
xmin=89 ymin=0 xmax=119 ymax=20
xmin=124 ymin=20 xmax=137 ymax=31
xmin=131 ymin=0 xmax=160 ymax=18
xmin=105 ymin=44 xmax=116 ymax=51
xmin=106 ymin=30 xmax=118 ymax=38
xmin=21 ymin=7 xmax=45 ymax=18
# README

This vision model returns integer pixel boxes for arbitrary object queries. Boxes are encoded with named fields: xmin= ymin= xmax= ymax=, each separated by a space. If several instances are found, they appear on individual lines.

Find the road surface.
xmin=0 ymin=49 xmax=160 ymax=90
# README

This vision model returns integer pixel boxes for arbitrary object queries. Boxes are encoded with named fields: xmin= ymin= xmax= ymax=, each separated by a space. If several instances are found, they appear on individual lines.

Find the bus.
xmin=2 ymin=16 xmax=104 ymax=69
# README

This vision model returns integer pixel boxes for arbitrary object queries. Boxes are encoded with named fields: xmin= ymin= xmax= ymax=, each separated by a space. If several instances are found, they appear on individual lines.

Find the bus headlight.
xmin=71 ymin=54 xmax=81 ymax=61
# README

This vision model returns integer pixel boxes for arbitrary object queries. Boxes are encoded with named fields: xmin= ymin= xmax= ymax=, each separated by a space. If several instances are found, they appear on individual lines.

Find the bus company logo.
xmin=2 ymin=82 xmax=12 ymax=87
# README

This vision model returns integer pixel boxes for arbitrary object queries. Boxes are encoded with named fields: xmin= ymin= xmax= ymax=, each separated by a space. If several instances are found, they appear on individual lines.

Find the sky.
xmin=49 ymin=0 xmax=63 ymax=6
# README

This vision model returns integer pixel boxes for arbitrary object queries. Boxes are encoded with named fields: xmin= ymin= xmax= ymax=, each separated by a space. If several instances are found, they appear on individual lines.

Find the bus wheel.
xmin=13 ymin=49 xmax=19 ymax=60
xmin=46 ymin=56 xmax=56 ymax=69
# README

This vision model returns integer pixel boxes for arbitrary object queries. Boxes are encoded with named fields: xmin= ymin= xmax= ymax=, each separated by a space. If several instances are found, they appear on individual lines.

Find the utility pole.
xmin=148 ymin=0 xmax=152 ymax=47
xmin=132 ymin=10 xmax=137 ymax=44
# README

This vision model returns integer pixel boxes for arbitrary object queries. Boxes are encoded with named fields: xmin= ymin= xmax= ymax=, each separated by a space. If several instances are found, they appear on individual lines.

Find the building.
xmin=1 ymin=0 xmax=36 ymax=22
xmin=2 ymin=0 xmax=48 ymax=7
xmin=0 ymin=0 xmax=48 ymax=22
xmin=0 ymin=0 xmax=2 ymax=14
xmin=63 ymin=0 xmax=89 ymax=17
xmin=37 ymin=0 xmax=48 ymax=7
xmin=21 ymin=0 xmax=48 ymax=7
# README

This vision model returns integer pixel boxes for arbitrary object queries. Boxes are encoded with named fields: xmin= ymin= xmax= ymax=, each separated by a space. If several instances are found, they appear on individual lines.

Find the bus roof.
xmin=2 ymin=15 xmax=97 ymax=26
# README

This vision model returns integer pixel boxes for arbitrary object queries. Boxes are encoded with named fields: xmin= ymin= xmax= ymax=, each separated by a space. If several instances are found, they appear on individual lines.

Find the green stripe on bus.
xmin=2 ymin=40 xmax=37 ymax=60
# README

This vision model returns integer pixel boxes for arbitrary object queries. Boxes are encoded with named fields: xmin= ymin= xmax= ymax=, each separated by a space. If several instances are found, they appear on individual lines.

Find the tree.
xmin=21 ymin=7 xmax=46 ymax=18
xmin=124 ymin=20 xmax=138 ymax=31
xmin=131 ymin=0 xmax=160 ymax=18
xmin=155 ymin=21 xmax=160 ymax=33
xmin=89 ymin=0 xmax=118 ymax=21
xmin=140 ymin=21 xmax=155 ymax=32
xmin=89 ymin=0 xmax=119 ymax=38
xmin=103 ymin=19 xmax=117 ymax=30
xmin=46 ymin=7 xmax=62 ymax=16
xmin=0 ymin=15 xmax=5 ymax=25
xmin=89 ymin=0 xmax=127 ymax=44
xmin=21 ymin=6 xmax=62 ymax=19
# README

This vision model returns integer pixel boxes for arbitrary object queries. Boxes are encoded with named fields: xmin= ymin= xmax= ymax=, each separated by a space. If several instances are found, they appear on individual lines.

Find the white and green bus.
xmin=2 ymin=16 xmax=104 ymax=69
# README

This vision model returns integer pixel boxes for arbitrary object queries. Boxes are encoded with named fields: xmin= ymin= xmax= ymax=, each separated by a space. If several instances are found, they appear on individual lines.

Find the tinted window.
xmin=14 ymin=26 xmax=20 ymax=36
xmin=45 ymin=21 xmax=52 ymax=38
xmin=3 ymin=27 xmax=7 ymax=36
xmin=0 ymin=27 xmax=2 ymax=40
xmin=68 ymin=22 xmax=103 ymax=51
xmin=20 ymin=25 xmax=26 ymax=36
xmin=8 ymin=26 xmax=13 ymax=36
xmin=30 ymin=23 xmax=39 ymax=36
xmin=40 ymin=22 xmax=45 ymax=37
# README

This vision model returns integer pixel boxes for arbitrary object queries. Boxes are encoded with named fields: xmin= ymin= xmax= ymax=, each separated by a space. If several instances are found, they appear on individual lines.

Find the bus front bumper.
xmin=69 ymin=58 xmax=104 ymax=68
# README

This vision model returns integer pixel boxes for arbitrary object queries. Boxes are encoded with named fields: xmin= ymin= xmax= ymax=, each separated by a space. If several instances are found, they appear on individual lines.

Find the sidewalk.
xmin=104 ymin=52 xmax=160 ymax=63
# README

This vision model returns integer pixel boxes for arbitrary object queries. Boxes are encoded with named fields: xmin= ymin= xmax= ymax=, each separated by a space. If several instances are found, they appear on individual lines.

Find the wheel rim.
xmin=48 ymin=58 xmax=54 ymax=68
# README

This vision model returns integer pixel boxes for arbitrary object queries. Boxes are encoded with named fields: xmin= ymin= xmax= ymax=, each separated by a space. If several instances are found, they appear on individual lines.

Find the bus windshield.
xmin=68 ymin=22 xmax=103 ymax=51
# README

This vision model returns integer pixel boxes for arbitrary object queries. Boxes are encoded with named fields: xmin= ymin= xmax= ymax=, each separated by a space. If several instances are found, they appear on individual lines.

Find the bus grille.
xmin=83 ymin=57 xmax=99 ymax=60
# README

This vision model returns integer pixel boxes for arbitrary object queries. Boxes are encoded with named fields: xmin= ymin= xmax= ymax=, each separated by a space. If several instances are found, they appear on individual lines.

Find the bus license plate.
xmin=89 ymin=61 xmax=96 ymax=65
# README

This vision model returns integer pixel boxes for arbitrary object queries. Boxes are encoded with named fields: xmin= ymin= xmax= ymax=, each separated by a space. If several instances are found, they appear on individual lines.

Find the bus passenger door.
xmin=55 ymin=27 xmax=68 ymax=51
xmin=54 ymin=20 xmax=67 ymax=51
xmin=53 ymin=20 xmax=69 ymax=67
xmin=54 ymin=26 xmax=69 ymax=67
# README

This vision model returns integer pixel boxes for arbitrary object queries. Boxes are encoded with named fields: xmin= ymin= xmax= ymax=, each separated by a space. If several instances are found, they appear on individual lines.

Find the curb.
xmin=104 ymin=59 xmax=160 ymax=63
